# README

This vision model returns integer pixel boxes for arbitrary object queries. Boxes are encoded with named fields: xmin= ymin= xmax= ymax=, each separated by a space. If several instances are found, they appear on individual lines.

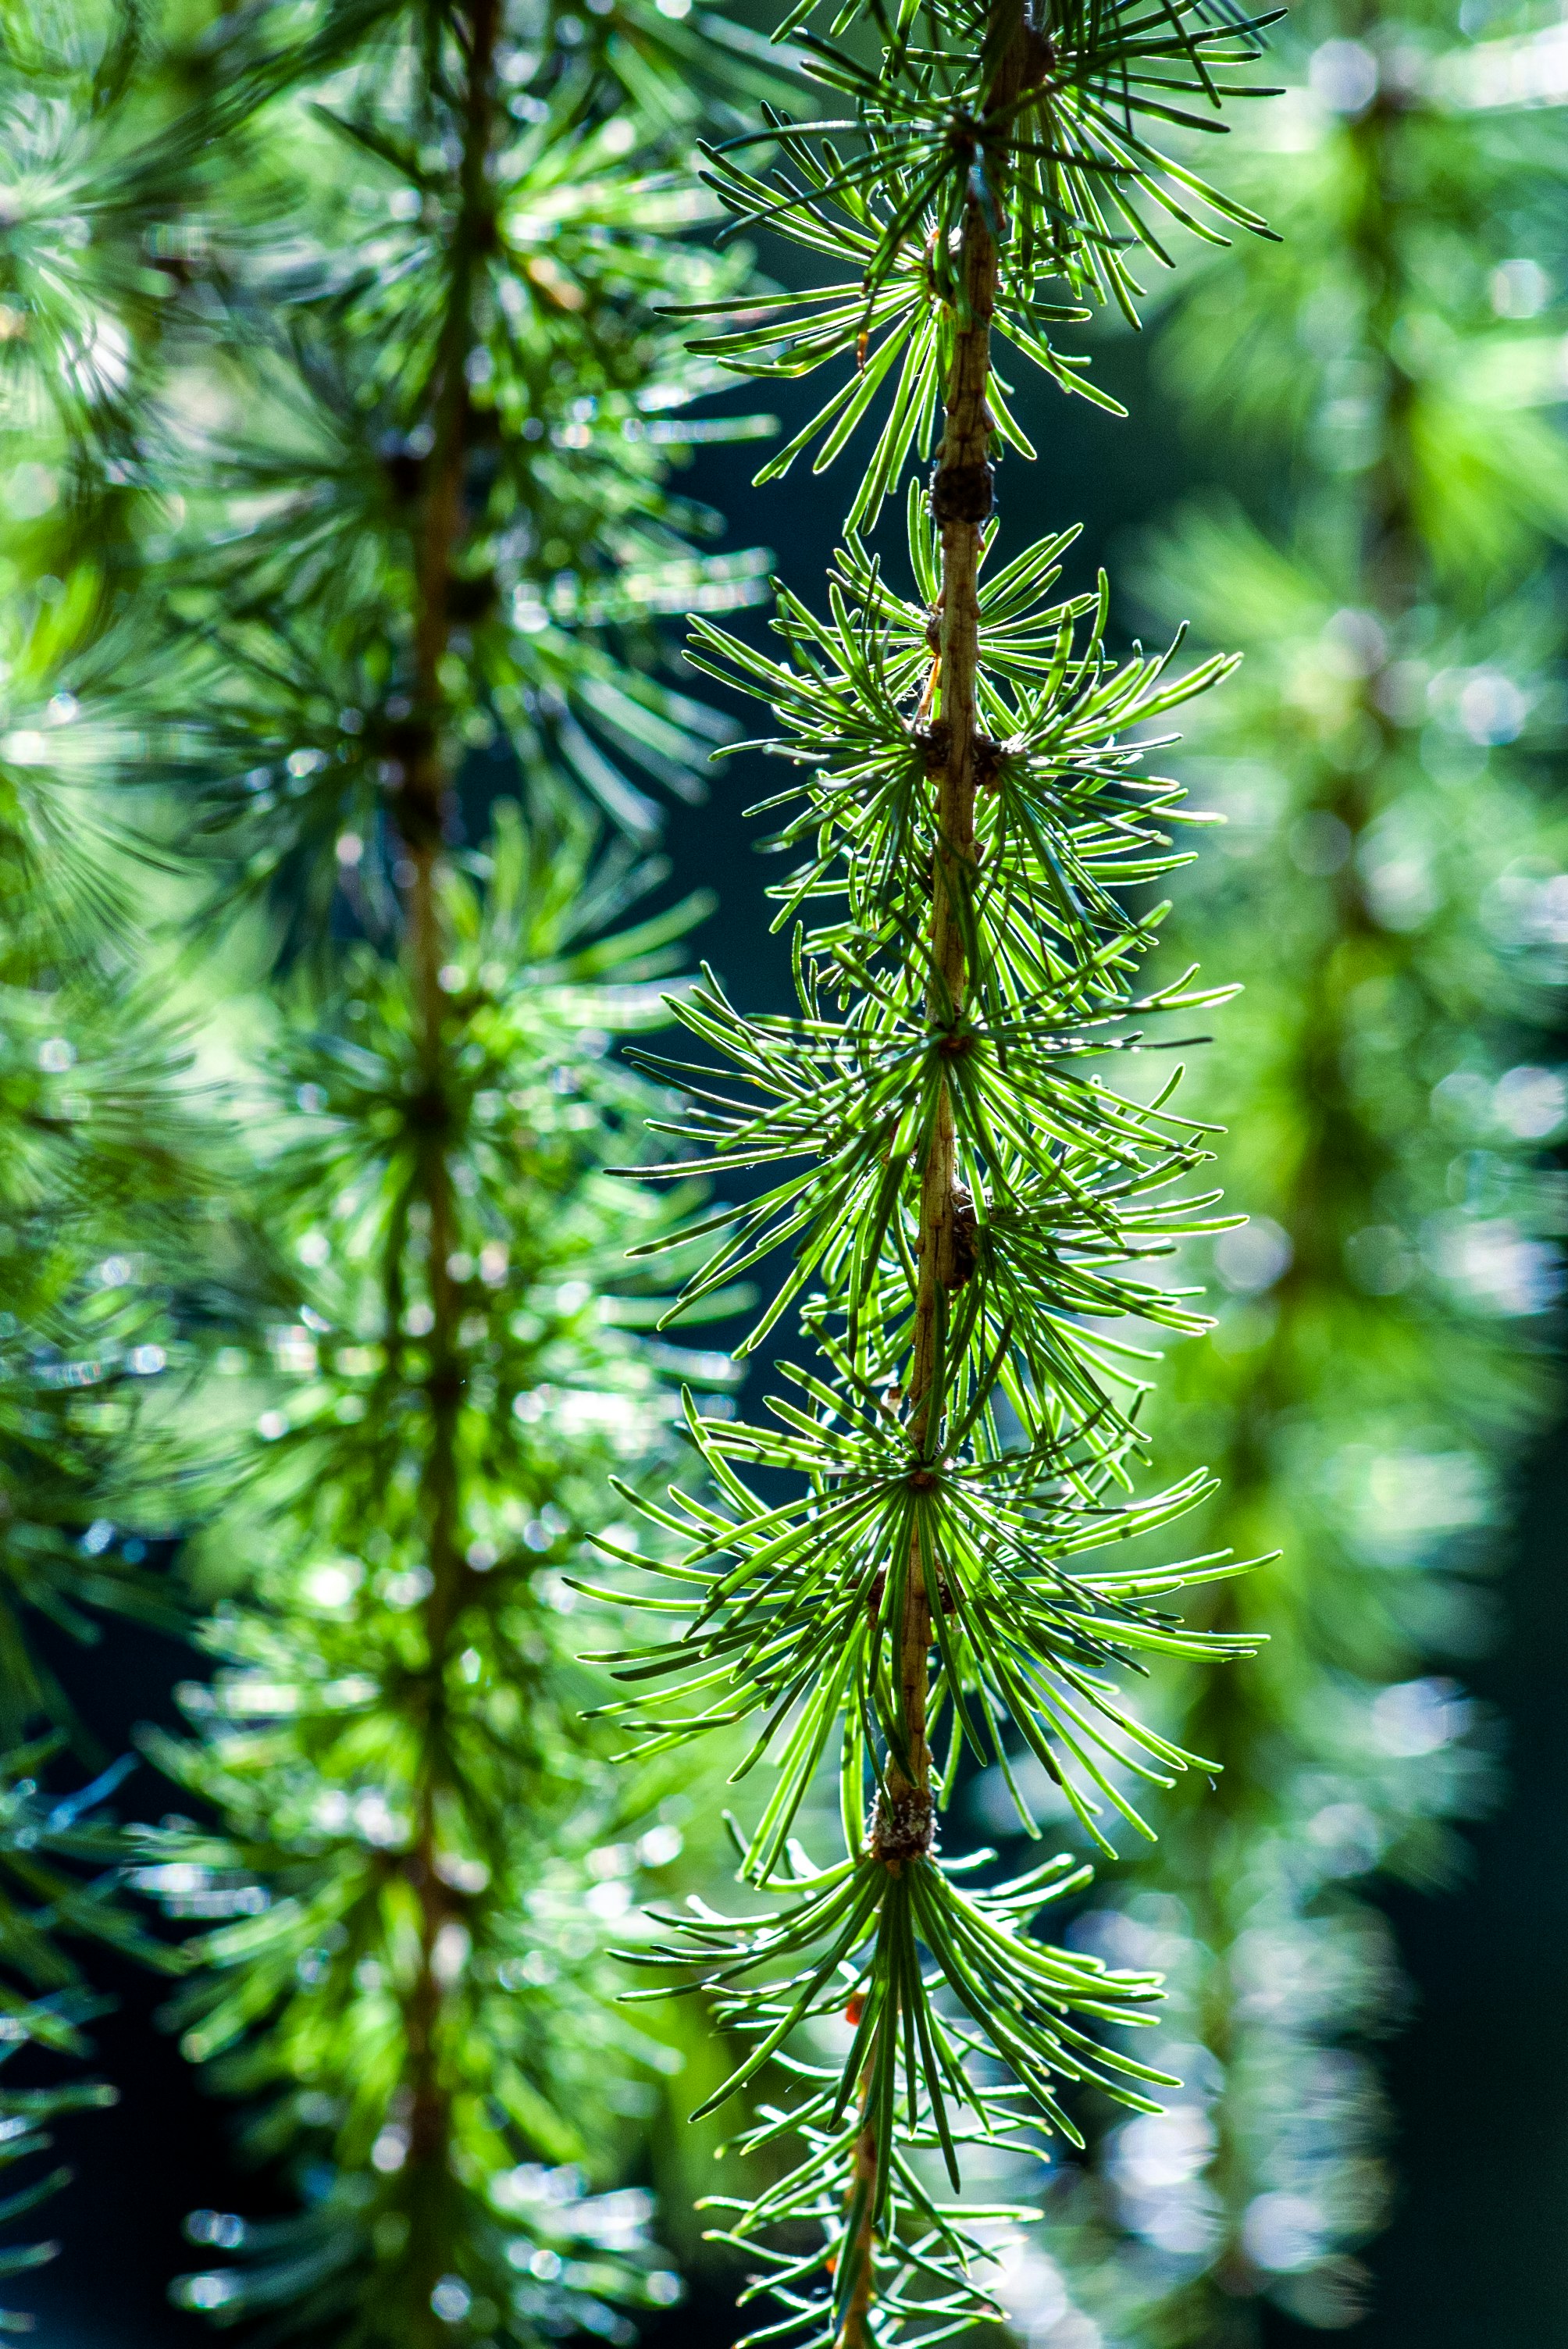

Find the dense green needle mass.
xmin=603 ymin=3 xmax=1285 ymax=2345
xmin=2 ymin=0 xmax=788 ymax=2338
xmin=145 ymin=806 xmax=736 ymax=2344
xmin=1018 ymin=10 xmax=1568 ymax=2343
xmin=0 ymin=0 xmax=230 ymax=1749
xmin=0 ymin=3 xmax=233 ymax=2304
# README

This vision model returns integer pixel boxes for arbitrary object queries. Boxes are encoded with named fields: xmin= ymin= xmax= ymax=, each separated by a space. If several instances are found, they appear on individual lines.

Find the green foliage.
xmin=617 ymin=515 xmax=1250 ymax=1846
xmin=0 ymin=9 xmax=225 ymax=2301
xmin=0 ymin=0 xmax=783 ymax=2339
xmin=140 ymin=804 xmax=724 ymax=2341
xmin=0 ymin=6 xmax=223 ymax=2294
xmin=133 ymin=32 xmax=772 ymax=914
xmin=0 ymin=0 xmax=210 ymax=1745
xmin=1011 ymin=9 xmax=1568 ymax=2341
xmin=612 ymin=528 xmax=1244 ymax=2349
xmin=688 ymin=0 xmax=1278 ymax=528
xmin=0 ymin=847 xmax=192 ymax=1744
xmin=604 ymin=2 xmax=1283 ymax=2344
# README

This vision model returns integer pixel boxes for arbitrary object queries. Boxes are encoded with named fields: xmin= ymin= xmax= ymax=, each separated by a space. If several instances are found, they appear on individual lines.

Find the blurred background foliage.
xmin=0 ymin=0 xmax=783 ymax=2342
xmin=0 ymin=2 xmax=1561 ymax=2348
xmin=983 ymin=5 xmax=1568 ymax=2342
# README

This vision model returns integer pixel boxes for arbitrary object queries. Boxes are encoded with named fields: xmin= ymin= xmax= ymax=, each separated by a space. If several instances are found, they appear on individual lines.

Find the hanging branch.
xmin=394 ymin=0 xmax=505 ymax=2283
xmin=0 ymin=0 xmax=784 ymax=2340
xmin=1029 ymin=12 xmax=1568 ymax=2341
xmin=606 ymin=0 xmax=1285 ymax=2342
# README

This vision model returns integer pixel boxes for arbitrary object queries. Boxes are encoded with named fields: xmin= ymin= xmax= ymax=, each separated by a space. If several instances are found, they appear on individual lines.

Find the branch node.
xmin=948 ymin=1184 xmax=979 ymax=1289
xmin=869 ymin=1785 xmax=935 ymax=1868
xmin=929 ymin=459 xmax=994 ymax=526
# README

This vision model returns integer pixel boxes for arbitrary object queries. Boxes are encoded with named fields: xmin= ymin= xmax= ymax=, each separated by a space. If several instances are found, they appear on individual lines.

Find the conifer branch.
xmin=843 ymin=13 xmax=1030 ymax=2322
xmin=398 ymin=6 xmax=501 ymax=2329
xmin=1029 ymin=18 xmax=1568 ymax=2339
xmin=614 ymin=0 xmax=1284 ymax=2341
xmin=0 ymin=0 xmax=783 ymax=2337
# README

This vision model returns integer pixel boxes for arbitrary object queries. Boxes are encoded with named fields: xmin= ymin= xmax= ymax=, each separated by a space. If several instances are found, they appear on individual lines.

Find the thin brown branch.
xmin=396 ymin=4 xmax=501 ymax=2337
xmin=838 ymin=14 xmax=1031 ymax=2342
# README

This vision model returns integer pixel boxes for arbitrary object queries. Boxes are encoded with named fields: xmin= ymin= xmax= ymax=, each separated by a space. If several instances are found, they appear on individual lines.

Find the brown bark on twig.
xmin=395 ymin=4 xmax=501 ymax=2338
xmin=837 ymin=18 xmax=1030 ymax=2342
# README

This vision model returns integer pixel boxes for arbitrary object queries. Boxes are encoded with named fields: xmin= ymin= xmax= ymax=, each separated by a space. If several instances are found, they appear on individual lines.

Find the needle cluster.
xmin=1 ymin=0 xmax=779 ymax=2338
xmin=605 ymin=2 xmax=1283 ymax=2342
xmin=1028 ymin=6 xmax=1568 ymax=2337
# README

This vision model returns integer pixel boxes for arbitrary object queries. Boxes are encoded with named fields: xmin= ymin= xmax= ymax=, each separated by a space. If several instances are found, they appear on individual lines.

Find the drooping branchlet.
xmin=615 ymin=0 xmax=1279 ymax=2340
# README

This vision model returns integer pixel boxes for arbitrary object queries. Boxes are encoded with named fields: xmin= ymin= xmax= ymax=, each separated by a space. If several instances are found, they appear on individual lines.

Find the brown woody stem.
xmin=839 ymin=16 xmax=1029 ymax=2343
xmin=397 ymin=2 xmax=500 ymax=2336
